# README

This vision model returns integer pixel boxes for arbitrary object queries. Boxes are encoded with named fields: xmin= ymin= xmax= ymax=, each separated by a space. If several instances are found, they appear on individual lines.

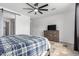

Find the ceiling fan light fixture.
xmin=24 ymin=3 xmax=49 ymax=15
xmin=34 ymin=9 xmax=38 ymax=12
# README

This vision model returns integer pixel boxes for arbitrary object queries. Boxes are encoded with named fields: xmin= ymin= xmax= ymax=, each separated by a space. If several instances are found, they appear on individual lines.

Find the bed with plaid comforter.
xmin=0 ymin=35 xmax=49 ymax=56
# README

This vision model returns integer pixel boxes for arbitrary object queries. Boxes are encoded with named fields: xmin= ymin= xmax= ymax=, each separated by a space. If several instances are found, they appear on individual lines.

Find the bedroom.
xmin=0 ymin=3 xmax=79 ymax=56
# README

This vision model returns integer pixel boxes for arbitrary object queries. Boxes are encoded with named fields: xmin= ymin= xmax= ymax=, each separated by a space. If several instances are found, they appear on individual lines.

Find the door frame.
xmin=74 ymin=3 xmax=78 ymax=51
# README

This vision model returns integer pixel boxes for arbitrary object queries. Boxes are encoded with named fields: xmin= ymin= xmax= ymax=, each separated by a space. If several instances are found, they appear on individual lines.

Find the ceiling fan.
xmin=23 ymin=3 xmax=48 ymax=15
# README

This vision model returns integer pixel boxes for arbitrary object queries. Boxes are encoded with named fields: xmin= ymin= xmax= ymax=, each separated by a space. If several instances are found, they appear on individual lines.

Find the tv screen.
xmin=48 ymin=25 xmax=56 ymax=30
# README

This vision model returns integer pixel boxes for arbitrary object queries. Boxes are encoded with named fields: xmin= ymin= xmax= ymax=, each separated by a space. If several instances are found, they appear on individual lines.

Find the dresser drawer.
xmin=44 ymin=30 xmax=59 ymax=42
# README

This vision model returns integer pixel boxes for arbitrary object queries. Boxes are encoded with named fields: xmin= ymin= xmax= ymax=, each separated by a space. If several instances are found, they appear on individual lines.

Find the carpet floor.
xmin=50 ymin=41 xmax=79 ymax=56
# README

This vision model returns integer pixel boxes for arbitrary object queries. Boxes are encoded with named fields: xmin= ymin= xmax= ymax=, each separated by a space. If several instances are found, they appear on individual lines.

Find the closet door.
xmin=5 ymin=21 xmax=9 ymax=36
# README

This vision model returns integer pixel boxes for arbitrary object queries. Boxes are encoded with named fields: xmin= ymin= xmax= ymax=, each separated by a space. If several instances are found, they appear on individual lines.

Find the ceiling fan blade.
xmin=39 ymin=4 xmax=48 ymax=9
xmin=23 ymin=8 xmax=34 ymax=10
xmin=34 ymin=3 xmax=38 ymax=6
xmin=51 ymin=8 xmax=56 ymax=10
xmin=26 ymin=3 xmax=35 ymax=9
xmin=39 ymin=9 xmax=48 ymax=11
xmin=28 ymin=10 xmax=33 ymax=13
xmin=38 ymin=10 xmax=43 ymax=14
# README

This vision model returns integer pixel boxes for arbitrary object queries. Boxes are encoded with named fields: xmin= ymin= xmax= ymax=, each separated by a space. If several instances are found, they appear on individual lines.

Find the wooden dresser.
xmin=44 ymin=30 xmax=59 ymax=42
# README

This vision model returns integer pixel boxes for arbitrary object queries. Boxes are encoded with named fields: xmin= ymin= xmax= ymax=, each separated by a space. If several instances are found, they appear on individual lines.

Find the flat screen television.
xmin=48 ymin=25 xmax=56 ymax=30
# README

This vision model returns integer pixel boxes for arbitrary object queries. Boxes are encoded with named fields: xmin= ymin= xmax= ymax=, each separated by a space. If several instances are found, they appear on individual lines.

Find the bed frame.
xmin=45 ymin=49 xmax=50 ymax=56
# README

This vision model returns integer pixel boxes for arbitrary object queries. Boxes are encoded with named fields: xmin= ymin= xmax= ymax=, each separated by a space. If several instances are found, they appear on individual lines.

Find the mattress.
xmin=0 ymin=35 xmax=50 ymax=56
xmin=41 ymin=37 xmax=50 ymax=56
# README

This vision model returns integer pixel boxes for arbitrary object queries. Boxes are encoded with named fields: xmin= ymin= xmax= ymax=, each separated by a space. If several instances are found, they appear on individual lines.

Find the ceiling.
xmin=0 ymin=3 xmax=75 ymax=19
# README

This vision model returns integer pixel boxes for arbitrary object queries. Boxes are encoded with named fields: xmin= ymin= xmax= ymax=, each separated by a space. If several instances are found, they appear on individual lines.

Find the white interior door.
xmin=15 ymin=15 xmax=30 ymax=35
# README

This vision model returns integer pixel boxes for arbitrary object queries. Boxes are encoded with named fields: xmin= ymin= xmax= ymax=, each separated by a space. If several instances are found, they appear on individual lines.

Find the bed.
xmin=0 ymin=35 xmax=50 ymax=56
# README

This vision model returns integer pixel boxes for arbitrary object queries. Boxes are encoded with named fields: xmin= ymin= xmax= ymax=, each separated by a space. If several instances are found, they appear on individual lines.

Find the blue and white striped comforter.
xmin=0 ymin=35 xmax=49 ymax=56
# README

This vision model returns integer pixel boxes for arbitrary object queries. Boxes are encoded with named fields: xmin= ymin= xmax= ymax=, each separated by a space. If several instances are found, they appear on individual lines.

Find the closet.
xmin=0 ymin=8 xmax=30 ymax=37
xmin=4 ymin=18 xmax=15 ymax=36
xmin=0 ymin=9 xmax=16 ymax=36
